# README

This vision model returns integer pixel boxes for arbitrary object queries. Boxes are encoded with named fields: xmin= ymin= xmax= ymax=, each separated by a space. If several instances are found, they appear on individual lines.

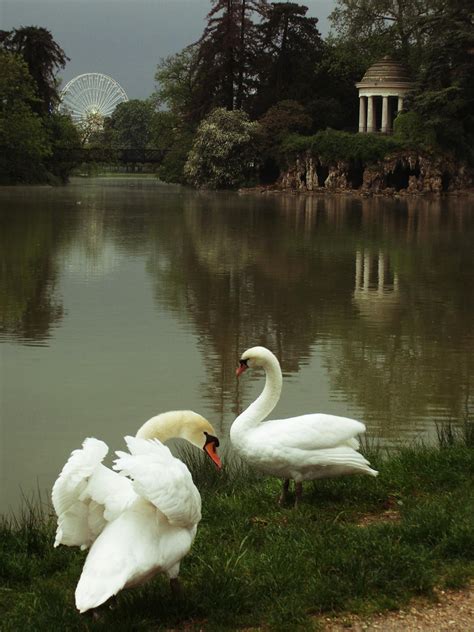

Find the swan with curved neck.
xmin=231 ymin=346 xmax=377 ymax=505
xmin=52 ymin=410 xmax=221 ymax=613
xmin=136 ymin=409 xmax=221 ymax=468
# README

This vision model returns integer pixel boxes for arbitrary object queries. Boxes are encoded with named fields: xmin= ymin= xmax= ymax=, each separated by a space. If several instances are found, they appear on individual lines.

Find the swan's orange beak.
xmin=204 ymin=442 xmax=222 ymax=470
xmin=236 ymin=360 xmax=248 ymax=377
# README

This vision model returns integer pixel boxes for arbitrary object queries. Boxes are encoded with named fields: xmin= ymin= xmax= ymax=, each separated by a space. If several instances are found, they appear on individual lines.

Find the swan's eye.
xmin=203 ymin=432 xmax=222 ymax=469
xmin=236 ymin=358 xmax=249 ymax=376
xmin=204 ymin=431 xmax=220 ymax=448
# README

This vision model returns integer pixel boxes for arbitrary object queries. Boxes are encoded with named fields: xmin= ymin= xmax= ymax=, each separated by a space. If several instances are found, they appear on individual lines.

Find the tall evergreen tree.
xmin=252 ymin=3 xmax=324 ymax=117
xmin=191 ymin=0 xmax=268 ymax=119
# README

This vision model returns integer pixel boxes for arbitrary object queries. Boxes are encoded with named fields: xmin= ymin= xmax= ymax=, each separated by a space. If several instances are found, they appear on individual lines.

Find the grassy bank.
xmin=1 ymin=432 xmax=473 ymax=631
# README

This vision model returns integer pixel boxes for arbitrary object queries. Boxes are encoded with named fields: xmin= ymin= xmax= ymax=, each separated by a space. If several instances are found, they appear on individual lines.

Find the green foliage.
xmin=184 ymin=107 xmax=260 ymax=189
xmin=154 ymin=45 xmax=199 ymax=121
xmin=252 ymin=2 xmax=325 ymax=116
xmin=148 ymin=110 xmax=194 ymax=184
xmin=1 ymin=443 xmax=473 ymax=630
xmin=105 ymin=99 xmax=156 ymax=149
xmin=257 ymin=99 xmax=312 ymax=181
xmin=411 ymin=86 xmax=473 ymax=163
xmin=157 ymin=132 xmax=194 ymax=184
xmin=282 ymin=129 xmax=402 ymax=165
xmin=44 ymin=113 xmax=82 ymax=183
xmin=329 ymin=0 xmax=434 ymax=67
xmin=191 ymin=0 xmax=269 ymax=117
xmin=393 ymin=111 xmax=437 ymax=149
xmin=0 ymin=51 xmax=50 ymax=183
xmin=1 ymin=26 xmax=69 ymax=115
xmin=258 ymin=100 xmax=312 ymax=148
xmin=0 ymin=40 xmax=78 ymax=183
xmin=407 ymin=1 xmax=473 ymax=162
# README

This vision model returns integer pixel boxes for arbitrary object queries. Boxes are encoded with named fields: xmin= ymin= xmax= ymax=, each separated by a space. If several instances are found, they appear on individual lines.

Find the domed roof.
xmin=356 ymin=55 xmax=413 ymax=88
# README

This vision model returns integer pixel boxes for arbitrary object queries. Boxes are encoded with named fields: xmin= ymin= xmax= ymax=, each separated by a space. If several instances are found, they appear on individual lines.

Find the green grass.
xmin=1 ymin=436 xmax=473 ymax=631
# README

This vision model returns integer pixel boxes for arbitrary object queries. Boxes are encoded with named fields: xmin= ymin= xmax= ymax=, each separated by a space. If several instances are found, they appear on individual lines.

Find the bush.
xmin=282 ymin=128 xmax=403 ymax=165
xmin=393 ymin=111 xmax=437 ymax=149
xmin=184 ymin=108 xmax=260 ymax=189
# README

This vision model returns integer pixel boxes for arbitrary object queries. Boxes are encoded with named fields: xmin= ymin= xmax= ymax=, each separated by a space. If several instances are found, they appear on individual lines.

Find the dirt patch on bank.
xmin=318 ymin=582 xmax=474 ymax=631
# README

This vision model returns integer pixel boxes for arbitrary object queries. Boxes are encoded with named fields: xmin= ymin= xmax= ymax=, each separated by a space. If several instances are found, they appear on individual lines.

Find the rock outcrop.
xmin=279 ymin=150 xmax=472 ymax=195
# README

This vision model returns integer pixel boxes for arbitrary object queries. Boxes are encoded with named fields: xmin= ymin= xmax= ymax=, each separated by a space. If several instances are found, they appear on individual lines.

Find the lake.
xmin=1 ymin=176 xmax=473 ymax=513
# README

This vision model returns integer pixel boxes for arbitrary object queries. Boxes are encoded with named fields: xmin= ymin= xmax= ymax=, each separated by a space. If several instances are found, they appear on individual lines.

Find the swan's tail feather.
xmin=75 ymin=564 xmax=128 ymax=613
xmin=307 ymin=447 xmax=378 ymax=477
xmin=52 ymin=438 xmax=108 ymax=515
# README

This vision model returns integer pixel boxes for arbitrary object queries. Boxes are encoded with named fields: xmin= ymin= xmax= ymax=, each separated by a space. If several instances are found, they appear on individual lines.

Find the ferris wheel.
xmin=59 ymin=73 xmax=129 ymax=124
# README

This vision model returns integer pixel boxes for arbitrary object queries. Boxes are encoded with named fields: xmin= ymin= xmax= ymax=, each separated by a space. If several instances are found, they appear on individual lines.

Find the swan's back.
xmin=74 ymin=436 xmax=202 ymax=613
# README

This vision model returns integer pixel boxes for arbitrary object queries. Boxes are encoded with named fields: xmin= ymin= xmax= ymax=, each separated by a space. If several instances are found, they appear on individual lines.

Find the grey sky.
xmin=1 ymin=0 xmax=336 ymax=100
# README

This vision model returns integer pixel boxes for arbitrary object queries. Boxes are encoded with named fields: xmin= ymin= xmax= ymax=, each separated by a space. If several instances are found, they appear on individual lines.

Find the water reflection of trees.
xmin=4 ymin=183 xmax=471 ymax=437
xmin=0 ymin=197 xmax=73 ymax=344
xmin=145 ymin=191 xmax=474 ymax=437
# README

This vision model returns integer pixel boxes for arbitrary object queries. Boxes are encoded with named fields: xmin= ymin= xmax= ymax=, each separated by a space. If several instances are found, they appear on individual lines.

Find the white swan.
xmin=52 ymin=410 xmax=221 ymax=613
xmin=230 ymin=346 xmax=378 ymax=505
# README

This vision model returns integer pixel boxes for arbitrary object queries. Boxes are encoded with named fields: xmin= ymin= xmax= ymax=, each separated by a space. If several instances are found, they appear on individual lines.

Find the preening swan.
xmin=52 ymin=410 xmax=221 ymax=613
xmin=231 ymin=346 xmax=378 ymax=505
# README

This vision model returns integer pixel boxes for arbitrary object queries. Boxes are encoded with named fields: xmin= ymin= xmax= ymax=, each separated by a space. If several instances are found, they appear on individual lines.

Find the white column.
xmin=358 ymin=96 xmax=366 ymax=133
xmin=397 ymin=96 xmax=404 ymax=112
xmin=367 ymin=96 xmax=375 ymax=133
xmin=381 ymin=96 xmax=389 ymax=133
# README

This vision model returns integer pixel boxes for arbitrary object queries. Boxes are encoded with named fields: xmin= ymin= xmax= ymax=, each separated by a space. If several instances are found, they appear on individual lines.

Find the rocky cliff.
xmin=279 ymin=150 xmax=472 ymax=195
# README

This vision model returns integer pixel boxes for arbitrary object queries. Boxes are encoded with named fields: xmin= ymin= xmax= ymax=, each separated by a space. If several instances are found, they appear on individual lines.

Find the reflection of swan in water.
xmin=231 ymin=346 xmax=378 ymax=506
xmin=52 ymin=411 xmax=221 ymax=613
xmin=353 ymin=249 xmax=400 ymax=323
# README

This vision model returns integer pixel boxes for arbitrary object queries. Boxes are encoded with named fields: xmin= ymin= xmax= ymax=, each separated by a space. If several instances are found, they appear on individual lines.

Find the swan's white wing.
xmin=113 ymin=436 xmax=202 ymax=528
xmin=254 ymin=414 xmax=366 ymax=451
xmin=52 ymin=438 xmax=136 ymax=550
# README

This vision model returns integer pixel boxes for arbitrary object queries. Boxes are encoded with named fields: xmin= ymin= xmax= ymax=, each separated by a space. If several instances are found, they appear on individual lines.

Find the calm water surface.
xmin=1 ymin=177 xmax=473 ymax=512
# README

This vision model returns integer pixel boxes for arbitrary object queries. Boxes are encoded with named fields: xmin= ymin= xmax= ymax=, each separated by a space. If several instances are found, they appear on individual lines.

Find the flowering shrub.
xmin=184 ymin=108 xmax=260 ymax=189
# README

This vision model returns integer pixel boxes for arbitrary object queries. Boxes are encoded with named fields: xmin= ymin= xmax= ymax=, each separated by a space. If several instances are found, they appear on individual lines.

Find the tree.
xmin=329 ymin=0 xmax=435 ymax=67
xmin=0 ymin=26 xmax=69 ymax=115
xmin=149 ymin=110 xmax=194 ymax=184
xmin=410 ymin=0 xmax=474 ymax=160
xmin=252 ymin=3 xmax=324 ymax=116
xmin=184 ymin=107 xmax=260 ymax=188
xmin=191 ymin=0 xmax=268 ymax=119
xmin=106 ymin=99 xmax=156 ymax=149
xmin=257 ymin=100 xmax=311 ymax=180
xmin=44 ymin=112 xmax=82 ymax=182
xmin=154 ymin=45 xmax=199 ymax=123
xmin=0 ymin=50 xmax=50 ymax=183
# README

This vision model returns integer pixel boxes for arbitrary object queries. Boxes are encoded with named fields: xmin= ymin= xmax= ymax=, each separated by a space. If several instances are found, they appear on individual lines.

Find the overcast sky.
xmin=1 ymin=0 xmax=336 ymax=100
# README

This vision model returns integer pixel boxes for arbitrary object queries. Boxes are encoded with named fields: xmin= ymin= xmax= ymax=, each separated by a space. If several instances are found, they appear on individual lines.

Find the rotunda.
xmin=356 ymin=55 xmax=413 ymax=134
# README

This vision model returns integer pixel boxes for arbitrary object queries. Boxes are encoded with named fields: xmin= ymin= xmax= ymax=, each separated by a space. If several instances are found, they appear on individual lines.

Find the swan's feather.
xmin=252 ymin=413 xmax=367 ymax=451
xmin=52 ymin=437 xmax=136 ymax=549
xmin=74 ymin=504 xmax=197 ymax=613
xmin=113 ymin=436 xmax=202 ymax=528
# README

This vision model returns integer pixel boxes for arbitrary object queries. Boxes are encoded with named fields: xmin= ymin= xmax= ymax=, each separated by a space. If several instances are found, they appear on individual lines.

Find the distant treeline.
xmin=1 ymin=1 xmax=473 ymax=186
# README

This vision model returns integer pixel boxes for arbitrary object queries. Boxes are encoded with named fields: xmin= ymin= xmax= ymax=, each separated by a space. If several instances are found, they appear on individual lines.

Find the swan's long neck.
xmin=232 ymin=357 xmax=282 ymax=435
xmin=136 ymin=410 xmax=198 ymax=443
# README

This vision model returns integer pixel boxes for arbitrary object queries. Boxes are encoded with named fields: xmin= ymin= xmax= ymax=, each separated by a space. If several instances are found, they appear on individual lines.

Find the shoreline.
xmin=2 ymin=438 xmax=473 ymax=630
